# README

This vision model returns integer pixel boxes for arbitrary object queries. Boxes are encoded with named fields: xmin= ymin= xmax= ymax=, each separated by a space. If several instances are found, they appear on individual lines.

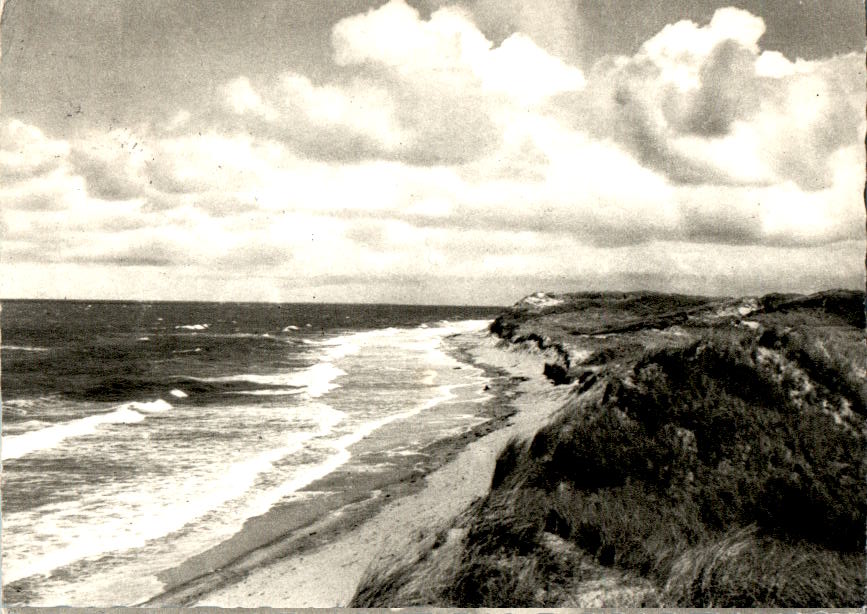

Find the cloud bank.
xmin=1 ymin=0 xmax=863 ymax=302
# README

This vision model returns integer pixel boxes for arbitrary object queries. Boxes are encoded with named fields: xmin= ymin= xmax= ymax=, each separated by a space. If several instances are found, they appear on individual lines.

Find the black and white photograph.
xmin=0 ymin=0 xmax=865 ymax=608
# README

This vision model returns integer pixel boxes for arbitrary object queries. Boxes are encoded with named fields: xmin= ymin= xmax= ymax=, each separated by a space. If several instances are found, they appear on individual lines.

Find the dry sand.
xmin=195 ymin=331 xmax=569 ymax=608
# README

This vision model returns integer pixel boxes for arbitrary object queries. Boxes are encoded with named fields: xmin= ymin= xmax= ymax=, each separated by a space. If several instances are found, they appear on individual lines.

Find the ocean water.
xmin=1 ymin=301 xmax=501 ymax=606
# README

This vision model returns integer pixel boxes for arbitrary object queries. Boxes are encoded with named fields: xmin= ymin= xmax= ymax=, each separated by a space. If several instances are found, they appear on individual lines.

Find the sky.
xmin=0 ymin=0 xmax=864 ymax=304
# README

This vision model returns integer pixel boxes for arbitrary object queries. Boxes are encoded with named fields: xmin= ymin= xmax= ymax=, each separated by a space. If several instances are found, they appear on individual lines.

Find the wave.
xmin=220 ymin=385 xmax=463 ymax=540
xmin=189 ymin=362 xmax=346 ymax=399
xmin=233 ymin=389 xmax=304 ymax=396
xmin=174 ymin=324 xmax=209 ymax=331
xmin=3 ymin=398 xmax=40 ymax=408
xmin=3 ymin=419 xmax=51 ymax=435
xmin=2 ymin=402 xmax=346 ymax=586
xmin=2 ymin=400 xmax=172 ymax=461
xmin=77 ymin=373 xmax=282 ymax=401
xmin=2 ymin=345 xmax=50 ymax=352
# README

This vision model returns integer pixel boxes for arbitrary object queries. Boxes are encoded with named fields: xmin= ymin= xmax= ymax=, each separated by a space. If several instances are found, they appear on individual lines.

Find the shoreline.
xmin=143 ymin=329 xmax=564 ymax=608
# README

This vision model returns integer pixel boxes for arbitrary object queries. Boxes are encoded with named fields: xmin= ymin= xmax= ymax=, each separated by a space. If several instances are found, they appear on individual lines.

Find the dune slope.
xmin=351 ymin=290 xmax=866 ymax=608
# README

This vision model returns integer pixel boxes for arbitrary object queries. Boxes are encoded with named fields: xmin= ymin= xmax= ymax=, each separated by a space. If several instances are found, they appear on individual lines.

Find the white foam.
xmin=324 ymin=342 xmax=360 ymax=361
xmin=2 ymin=406 xmax=147 ymax=461
xmin=123 ymin=399 xmax=173 ymax=413
xmin=2 ymin=318 xmax=496 ymax=593
xmin=2 ymin=403 xmax=347 ymax=586
xmin=283 ymin=325 xmax=300 ymax=331
xmin=2 ymin=345 xmax=49 ymax=352
xmin=236 ymin=382 xmax=461 ymax=529
xmin=169 ymin=389 xmax=188 ymax=399
xmin=137 ymin=337 xmax=150 ymax=342
xmin=337 ymin=383 xmax=456 ymax=451
xmin=175 ymin=324 xmax=209 ymax=331
xmin=4 ymin=398 xmax=38 ymax=408
xmin=191 ymin=362 xmax=346 ymax=399
xmin=2 ymin=400 xmax=172 ymax=461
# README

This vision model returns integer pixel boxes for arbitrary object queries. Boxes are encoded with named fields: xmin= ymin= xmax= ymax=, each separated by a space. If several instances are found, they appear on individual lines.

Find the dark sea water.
xmin=1 ymin=300 xmax=501 ymax=605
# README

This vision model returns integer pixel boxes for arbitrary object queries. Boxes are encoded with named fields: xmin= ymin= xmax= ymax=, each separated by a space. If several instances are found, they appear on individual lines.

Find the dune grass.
xmin=351 ymin=291 xmax=866 ymax=607
xmin=486 ymin=326 xmax=866 ymax=605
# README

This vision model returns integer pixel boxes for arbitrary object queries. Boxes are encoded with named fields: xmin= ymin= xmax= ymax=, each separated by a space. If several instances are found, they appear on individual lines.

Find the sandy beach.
xmin=168 ymin=330 xmax=566 ymax=608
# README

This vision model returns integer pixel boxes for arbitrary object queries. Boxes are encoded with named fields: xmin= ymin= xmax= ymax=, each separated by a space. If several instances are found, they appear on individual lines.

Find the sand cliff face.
xmin=351 ymin=289 xmax=867 ymax=608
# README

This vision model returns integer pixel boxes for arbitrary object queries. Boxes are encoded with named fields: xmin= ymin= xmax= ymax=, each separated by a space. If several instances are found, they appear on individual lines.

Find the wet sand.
xmin=142 ymin=330 xmax=565 ymax=608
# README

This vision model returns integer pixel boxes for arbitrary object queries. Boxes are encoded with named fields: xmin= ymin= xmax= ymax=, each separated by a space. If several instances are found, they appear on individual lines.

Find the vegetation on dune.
xmin=350 ymin=290 xmax=866 ymax=608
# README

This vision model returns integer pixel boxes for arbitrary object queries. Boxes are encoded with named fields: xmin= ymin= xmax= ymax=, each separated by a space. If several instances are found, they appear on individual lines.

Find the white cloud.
xmin=219 ymin=0 xmax=585 ymax=165
xmin=477 ymin=33 xmax=585 ymax=104
xmin=0 ymin=119 xmax=69 ymax=182
xmin=1 ymin=4 xmax=862 ymax=302
xmin=641 ymin=7 xmax=765 ymax=83
xmin=563 ymin=7 xmax=864 ymax=195
xmin=460 ymin=0 xmax=584 ymax=64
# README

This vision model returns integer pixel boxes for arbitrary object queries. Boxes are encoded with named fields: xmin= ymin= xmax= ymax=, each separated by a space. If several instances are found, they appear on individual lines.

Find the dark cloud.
xmin=0 ymin=158 xmax=62 ymax=183
xmin=0 ymin=120 xmax=67 ymax=182
xmin=1 ymin=242 xmax=59 ymax=263
xmin=609 ymin=84 xmax=750 ymax=186
xmin=393 ymin=85 xmax=503 ymax=166
xmin=679 ymin=201 xmax=763 ymax=245
xmin=221 ymin=70 xmax=502 ymax=166
xmin=674 ymin=39 xmax=760 ymax=137
xmin=77 ymin=253 xmax=178 ymax=267
xmin=765 ymin=55 xmax=864 ymax=191
xmin=344 ymin=221 xmax=388 ymax=247
xmin=4 ymin=191 xmax=67 ymax=211
xmin=212 ymin=243 xmax=293 ymax=268
xmin=551 ymin=12 xmax=864 ymax=192
xmin=144 ymin=159 xmax=209 ymax=195
xmin=69 ymin=149 xmax=145 ymax=201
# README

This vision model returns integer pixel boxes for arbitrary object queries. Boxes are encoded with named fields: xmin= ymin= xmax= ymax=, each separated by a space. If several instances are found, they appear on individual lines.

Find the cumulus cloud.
xmin=1 ymin=3 xmax=862 ymax=302
xmin=453 ymin=0 xmax=584 ymax=64
xmin=69 ymin=136 xmax=149 ymax=201
xmin=563 ymin=7 xmax=865 ymax=193
xmin=0 ymin=119 xmax=68 ymax=183
xmin=220 ymin=0 xmax=584 ymax=165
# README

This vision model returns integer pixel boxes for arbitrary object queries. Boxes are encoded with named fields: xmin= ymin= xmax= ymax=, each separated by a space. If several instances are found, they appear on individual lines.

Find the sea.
xmin=1 ymin=300 xmax=502 ymax=606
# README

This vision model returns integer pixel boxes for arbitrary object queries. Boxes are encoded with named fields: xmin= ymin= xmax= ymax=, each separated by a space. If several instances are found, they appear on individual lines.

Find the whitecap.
xmin=3 ymin=399 xmax=172 ymax=461
xmin=2 ymin=406 xmax=147 ymax=461
xmin=175 ymin=324 xmax=209 ymax=331
xmin=189 ymin=362 xmax=346 ymax=399
xmin=1 ymin=402 xmax=347 ymax=586
xmin=123 ymin=399 xmax=173 ymax=413
xmin=2 ymin=345 xmax=49 ymax=352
